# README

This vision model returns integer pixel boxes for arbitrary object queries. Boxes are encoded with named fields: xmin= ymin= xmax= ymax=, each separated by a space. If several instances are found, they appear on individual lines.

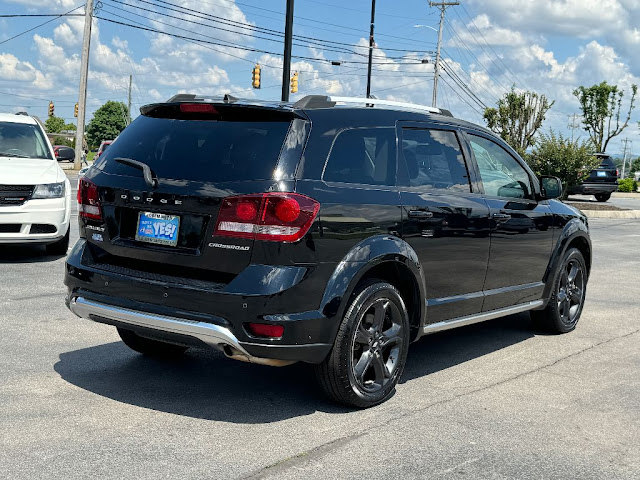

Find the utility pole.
xmin=73 ymin=0 xmax=94 ymax=170
xmin=281 ymin=0 xmax=294 ymax=102
xmin=127 ymin=74 xmax=132 ymax=126
xmin=568 ymin=113 xmax=580 ymax=142
xmin=430 ymin=1 xmax=458 ymax=108
xmin=365 ymin=0 xmax=376 ymax=98
xmin=621 ymin=138 xmax=631 ymax=179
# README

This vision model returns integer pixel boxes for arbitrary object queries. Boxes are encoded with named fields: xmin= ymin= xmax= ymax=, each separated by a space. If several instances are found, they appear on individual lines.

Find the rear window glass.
xmin=99 ymin=116 xmax=291 ymax=182
xmin=0 ymin=121 xmax=52 ymax=159
xmin=597 ymin=157 xmax=615 ymax=168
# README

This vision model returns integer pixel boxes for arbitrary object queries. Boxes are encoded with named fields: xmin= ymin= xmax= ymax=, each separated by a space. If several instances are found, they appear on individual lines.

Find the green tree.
xmin=629 ymin=157 xmax=640 ymax=175
xmin=526 ymin=131 xmax=599 ymax=198
xmin=573 ymin=81 xmax=637 ymax=153
xmin=52 ymin=136 xmax=73 ymax=147
xmin=483 ymin=87 xmax=554 ymax=156
xmin=85 ymin=100 xmax=128 ymax=148
xmin=64 ymin=123 xmax=76 ymax=131
xmin=44 ymin=115 xmax=65 ymax=133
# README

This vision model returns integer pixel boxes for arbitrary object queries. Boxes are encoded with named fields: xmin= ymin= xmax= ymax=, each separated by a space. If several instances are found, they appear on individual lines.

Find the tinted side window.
xmin=469 ymin=135 xmax=532 ymax=199
xmin=400 ymin=128 xmax=470 ymax=192
xmin=323 ymin=128 xmax=396 ymax=186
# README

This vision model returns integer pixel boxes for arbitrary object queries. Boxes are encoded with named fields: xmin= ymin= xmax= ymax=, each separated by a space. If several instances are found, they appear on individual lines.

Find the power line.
xmin=439 ymin=62 xmax=486 ymax=111
xmin=438 ymin=74 xmax=482 ymax=116
xmin=103 ymin=0 xmax=435 ymax=59
xmin=458 ymin=5 xmax=526 ymax=87
xmin=442 ymin=21 xmax=510 ymax=96
xmin=0 ymin=5 xmax=84 ymax=46
xmin=0 ymin=13 xmax=84 ymax=18
xmin=95 ymin=15 xmax=433 ymax=66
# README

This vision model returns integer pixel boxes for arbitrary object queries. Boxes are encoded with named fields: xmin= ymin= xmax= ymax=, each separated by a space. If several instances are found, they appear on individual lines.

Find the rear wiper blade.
xmin=114 ymin=157 xmax=158 ymax=188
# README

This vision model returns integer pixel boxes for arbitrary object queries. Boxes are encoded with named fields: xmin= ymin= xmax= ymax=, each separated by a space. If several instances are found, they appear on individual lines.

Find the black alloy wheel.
xmin=532 ymin=248 xmax=587 ymax=333
xmin=315 ymin=280 xmax=410 ymax=408
xmin=556 ymin=258 xmax=585 ymax=328
xmin=350 ymin=297 xmax=405 ymax=394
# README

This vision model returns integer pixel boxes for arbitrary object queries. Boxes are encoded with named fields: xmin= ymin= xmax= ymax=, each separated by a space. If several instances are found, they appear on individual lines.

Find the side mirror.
xmin=540 ymin=176 xmax=562 ymax=200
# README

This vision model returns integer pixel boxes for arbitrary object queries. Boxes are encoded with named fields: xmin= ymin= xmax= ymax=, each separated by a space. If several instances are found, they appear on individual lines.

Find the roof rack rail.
xmin=293 ymin=95 xmax=452 ymax=116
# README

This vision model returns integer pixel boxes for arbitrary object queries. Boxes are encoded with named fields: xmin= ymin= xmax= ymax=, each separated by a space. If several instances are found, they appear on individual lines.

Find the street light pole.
xmin=281 ymin=0 xmax=294 ymax=102
xmin=73 ymin=0 xmax=94 ymax=169
xmin=429 ymin=1 xmax=458 ymax=108
xmin=366 ymin=0 xmax=376 ymax=98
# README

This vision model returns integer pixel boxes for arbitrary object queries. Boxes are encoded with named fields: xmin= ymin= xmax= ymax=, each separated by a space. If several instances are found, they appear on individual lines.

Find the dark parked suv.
xmin=568 ymin=153 xmax=618 ymax=202
xmin=64 ymin=94 xmax=591 ymax=407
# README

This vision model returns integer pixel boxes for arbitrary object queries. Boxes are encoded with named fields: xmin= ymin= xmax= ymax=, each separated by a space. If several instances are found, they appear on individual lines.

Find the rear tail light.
xmin=214 ymin=192 xmax=320 ymax=242
xmin=77 ymin=178 xmax=102 ymax=221
xmin=246 ymin=323 xmax=284 ymax=338
xmin=616 ymin=169 xmax=619 ymax=177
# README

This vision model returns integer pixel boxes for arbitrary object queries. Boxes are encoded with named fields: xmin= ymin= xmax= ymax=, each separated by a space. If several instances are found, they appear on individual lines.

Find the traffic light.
xmin=74 ymin=103 xmax=79 ymax=117
xmin=290 ymin=72 xmax=298 ymax=94
xmin=252 ymin=64 xmax=261 ymax=89
xmin=48 ymin=101 xmax=54 ymax=117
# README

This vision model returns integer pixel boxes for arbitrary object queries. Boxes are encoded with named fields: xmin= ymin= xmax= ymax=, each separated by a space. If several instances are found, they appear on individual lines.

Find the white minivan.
xmin=0 ymin=113 xmax=71 ymax=254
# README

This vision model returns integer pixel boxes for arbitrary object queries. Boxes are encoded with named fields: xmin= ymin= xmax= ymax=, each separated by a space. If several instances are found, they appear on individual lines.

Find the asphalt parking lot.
xmin=1 ymin=179 xmax=639 ymax=479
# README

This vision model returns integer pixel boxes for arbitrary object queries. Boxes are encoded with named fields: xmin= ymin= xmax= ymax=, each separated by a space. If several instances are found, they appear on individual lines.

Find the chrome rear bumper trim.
xmin=69 ymin=296 xmax=250 ymax=355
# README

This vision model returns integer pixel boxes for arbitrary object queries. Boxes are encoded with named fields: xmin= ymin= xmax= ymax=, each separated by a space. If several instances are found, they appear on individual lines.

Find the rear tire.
xmin=45 ymin=226 xmax=70 ymax=255
xmin=315 ymin=280 xmax=410 ymax=408
xmin=531 ymin=248 xmax=587 ymax=334
xmin=117 ymin=328 xmax=188 ymax=357
xmin=595 ymin=193 xmax=611 ymax=202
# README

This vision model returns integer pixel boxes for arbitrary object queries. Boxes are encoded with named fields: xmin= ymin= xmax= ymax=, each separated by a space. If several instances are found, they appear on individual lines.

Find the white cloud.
xmin=449 ymin=14 xmax=531 ymax=47
xmin=0 ymin=53 xmax=51 ymax=89
xmin=467 ymin=0 xmax=640 ymax=75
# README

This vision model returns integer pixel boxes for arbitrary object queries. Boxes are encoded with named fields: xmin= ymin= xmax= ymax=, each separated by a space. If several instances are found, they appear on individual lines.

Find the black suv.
xmin=568 ymin=153 xmax=618 ymax=202
xmin=65 ymin=95 xmax=591 ymax=407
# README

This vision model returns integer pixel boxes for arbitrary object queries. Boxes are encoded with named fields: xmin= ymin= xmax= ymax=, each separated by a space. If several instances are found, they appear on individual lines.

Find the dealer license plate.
xmin=135 ymin=211 xmax=180 ymax=247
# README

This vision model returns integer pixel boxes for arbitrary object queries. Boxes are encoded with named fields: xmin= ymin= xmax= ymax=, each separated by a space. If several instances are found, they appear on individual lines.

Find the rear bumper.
xmin=572 ymin=183 xmax=618 ymax=195
xmin=64 ymin=240 xmax=335 ymax=364
xmin=0 ymin=197 xmax=70 ymax=244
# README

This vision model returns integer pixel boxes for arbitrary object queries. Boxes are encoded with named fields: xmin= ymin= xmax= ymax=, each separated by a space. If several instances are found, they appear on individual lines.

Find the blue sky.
xmin=1 ymin=0 xmax=639 ymax=154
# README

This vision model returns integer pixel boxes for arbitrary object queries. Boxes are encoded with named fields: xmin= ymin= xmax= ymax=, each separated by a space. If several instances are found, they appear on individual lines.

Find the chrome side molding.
xmin=422 ymin=300 xmax=544 ymax=335
xmin=68 ymin=296 xmax=294 ymax=367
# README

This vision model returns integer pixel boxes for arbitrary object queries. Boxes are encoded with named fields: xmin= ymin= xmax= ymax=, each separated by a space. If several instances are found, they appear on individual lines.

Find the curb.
xmin=581 ymin=210 xmax=640 ymax=219
xmin=611 ymin=192 xmax=640 ymax=198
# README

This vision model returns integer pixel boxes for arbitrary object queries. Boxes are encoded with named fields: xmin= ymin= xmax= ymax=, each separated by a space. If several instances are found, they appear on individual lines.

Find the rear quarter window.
xmin=323 ymin=127 xmax=396 ymax=186
xmin=99 ymin=116 xmax=291 ymax=182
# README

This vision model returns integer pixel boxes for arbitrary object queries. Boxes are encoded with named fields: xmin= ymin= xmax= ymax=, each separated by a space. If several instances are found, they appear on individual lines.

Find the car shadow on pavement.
xmin=0 ymin=245 xmax=66 ymax=263
xmin=54 ymin=313 xmax=535 ymax=423
xmin=401 ymin=312 xmax=534 ymax=382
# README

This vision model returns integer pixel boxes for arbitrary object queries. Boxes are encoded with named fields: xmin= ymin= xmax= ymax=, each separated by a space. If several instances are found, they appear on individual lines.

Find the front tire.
xmin=315 ymin=280 xmax=410 ymax=408
xmin=595 ymin=193 xmax=611 ymax=202
xmin=532 ymin=248 xmax=587 ymax=333
xmin=117 ymin=328 xmax=188 ymax=357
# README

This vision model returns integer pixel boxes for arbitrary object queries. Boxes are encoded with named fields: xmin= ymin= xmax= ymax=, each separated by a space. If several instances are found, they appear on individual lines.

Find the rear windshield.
xmin=99 ymin=116 xmax=291 ymax=182
xmin=0 ymin=121 xmax=52 ymax=159
xmin=597 ymin=157 xmax=615 ymax=168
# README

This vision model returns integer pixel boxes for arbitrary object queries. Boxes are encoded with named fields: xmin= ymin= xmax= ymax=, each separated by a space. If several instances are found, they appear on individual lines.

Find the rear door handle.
xmin=408 ymin=210 xmax=433 ymax=220
xmin=492 ymin=212 xmax=511 ymax=221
